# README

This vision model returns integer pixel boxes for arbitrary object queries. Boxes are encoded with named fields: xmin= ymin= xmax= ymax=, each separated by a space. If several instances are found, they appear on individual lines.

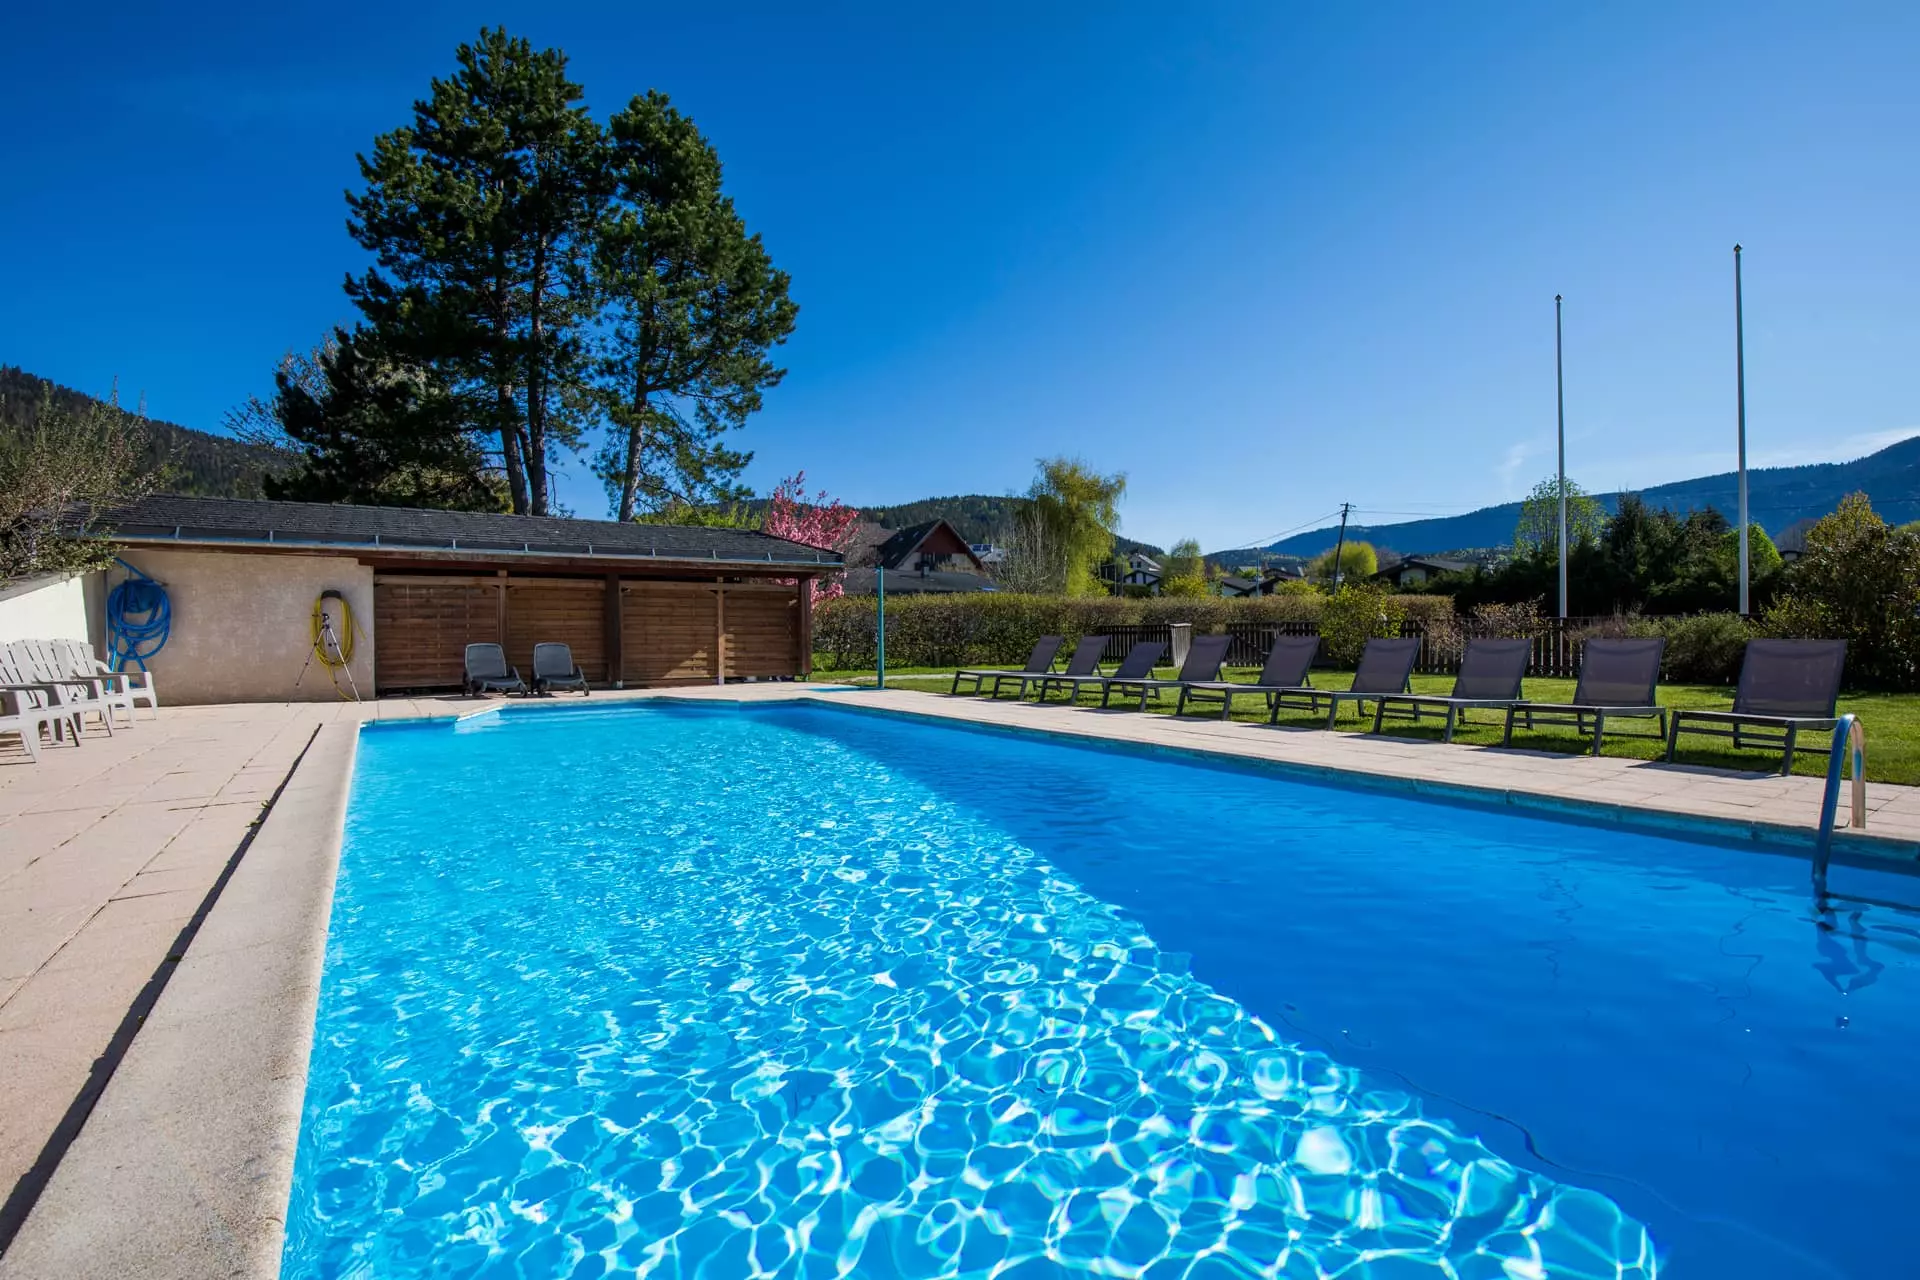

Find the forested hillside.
xmin=1 ymin=366 xmax=281 ymax=498
xmin=1225 ymin=434 xmax=1920 ymax=560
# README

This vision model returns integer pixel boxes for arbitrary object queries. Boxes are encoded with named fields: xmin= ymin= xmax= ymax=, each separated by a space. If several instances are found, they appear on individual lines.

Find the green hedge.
xmin=813 ymin=592 xmax=1456 ymax=669
xmin=814 ymin=592 xmax=1779 ymax=685
xmin=1575 ymin=613 xmax=1752 ymax=684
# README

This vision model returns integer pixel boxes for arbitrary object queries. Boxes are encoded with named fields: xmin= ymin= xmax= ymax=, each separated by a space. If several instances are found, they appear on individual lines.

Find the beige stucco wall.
xmin=111 ymin=550 xmax=376 ymax=704
xmin=0 ymin=572 xmax=105 ymax=649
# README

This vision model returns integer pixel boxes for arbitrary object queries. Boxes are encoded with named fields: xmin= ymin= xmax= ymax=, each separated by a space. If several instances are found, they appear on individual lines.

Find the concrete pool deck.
xmin=0 ymin=684 xmax=1911 ymax=1277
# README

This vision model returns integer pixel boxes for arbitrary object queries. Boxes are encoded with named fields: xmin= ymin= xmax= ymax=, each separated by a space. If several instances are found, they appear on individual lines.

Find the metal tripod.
xmin=295 ymin=613 xmax=361 ymax=701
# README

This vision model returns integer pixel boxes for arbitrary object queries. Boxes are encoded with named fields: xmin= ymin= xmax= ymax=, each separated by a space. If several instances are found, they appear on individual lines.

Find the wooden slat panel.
xmin=621 ymin=584 xmax=717 ymax=683
xmin=506 ymin=580 xmax=608 ymax=682
xmin=723 ymin=589 xmax=799 ymax=678
xmin=374 ymin=580 xmax=501 ymax=691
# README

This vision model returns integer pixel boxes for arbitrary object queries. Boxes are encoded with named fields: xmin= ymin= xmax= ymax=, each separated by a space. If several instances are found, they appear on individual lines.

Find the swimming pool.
xmin=282 ymin=701 xmax=1919 ymax=1278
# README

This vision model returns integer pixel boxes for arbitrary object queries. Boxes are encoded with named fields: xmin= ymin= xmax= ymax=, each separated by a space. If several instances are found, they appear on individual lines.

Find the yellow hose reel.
xmin=308 ymin=590 xmax=363 ymax=700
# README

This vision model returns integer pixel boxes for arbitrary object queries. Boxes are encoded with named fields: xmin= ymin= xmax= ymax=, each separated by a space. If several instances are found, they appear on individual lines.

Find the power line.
xmin=1213 ymin=509 xmax=1344 ymax=552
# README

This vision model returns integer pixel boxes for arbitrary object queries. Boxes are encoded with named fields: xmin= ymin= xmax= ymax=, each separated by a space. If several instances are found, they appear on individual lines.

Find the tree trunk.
xmin=525 ymin=236 xmax=550 ymax=516
xmin=488 ymin=262 xmax=530 ymax=515
xmin=498 ymin=383 xmax=528 ymax=515
xmin=616 ymin=385 xmax=647 ymax=523
xmin=614 ymin=308 xmax=657 ymax=523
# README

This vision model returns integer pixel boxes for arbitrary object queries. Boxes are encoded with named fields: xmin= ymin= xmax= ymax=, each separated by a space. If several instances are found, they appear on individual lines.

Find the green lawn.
xmin=812 ymin=663 xmax=1909 ymax=785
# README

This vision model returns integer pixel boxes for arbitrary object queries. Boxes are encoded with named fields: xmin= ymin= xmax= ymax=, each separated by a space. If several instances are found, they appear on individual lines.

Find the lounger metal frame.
xmin=1370 ymin=638 xmax=1531 ymax=743
xmin=1665 ymin=639 xmax=1848 ymax=776
xmin=1503 ymin=637 xmax=1669 ymax=756
xmin=951 ymin=635 xmax=1065 ymax=697
xmin=1175 ymin=635 xmax=1321 ymax=720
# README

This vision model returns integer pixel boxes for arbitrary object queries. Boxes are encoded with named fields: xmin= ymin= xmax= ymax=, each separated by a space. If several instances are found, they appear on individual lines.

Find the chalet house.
xmin=6 ymin=494 xmax=841 ymax=704
xmin=1101 ymin=551 xmax=1163 ymax=594
xmin=1218 ymin=566 xmax=1306 ymax=597
xmin=1373 ymin=555 xmax=1473 ymax=588
xmin=840 ymin=519 xmax=993 ymax=595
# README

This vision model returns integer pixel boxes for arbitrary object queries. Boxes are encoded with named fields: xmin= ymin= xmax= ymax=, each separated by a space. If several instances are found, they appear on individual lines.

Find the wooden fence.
xmin=1094 ymin=622 xmax=1175 ymax=662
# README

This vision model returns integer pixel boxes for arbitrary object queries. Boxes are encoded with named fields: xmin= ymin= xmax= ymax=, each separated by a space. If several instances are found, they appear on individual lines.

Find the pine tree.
xmin=346 ymin=27 xmax=603 ymax=514
xmin=592 ymin=91 xmax=797 ymax=522
xmin=263 ymin=329 xmax=506 ymax=511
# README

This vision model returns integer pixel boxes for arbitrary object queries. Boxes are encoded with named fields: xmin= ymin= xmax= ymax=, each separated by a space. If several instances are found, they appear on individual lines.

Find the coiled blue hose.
xmin=106 ymin=559 xmax=171 ymax=672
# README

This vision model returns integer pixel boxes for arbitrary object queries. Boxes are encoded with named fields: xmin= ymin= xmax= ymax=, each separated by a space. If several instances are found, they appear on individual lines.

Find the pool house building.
xmin=26 ymin=495 xmax=842 ymax=702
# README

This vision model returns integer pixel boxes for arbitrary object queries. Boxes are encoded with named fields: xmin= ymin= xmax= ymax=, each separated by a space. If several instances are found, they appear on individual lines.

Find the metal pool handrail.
xmin=1812 ymin=714 xmax=1866 ymax=895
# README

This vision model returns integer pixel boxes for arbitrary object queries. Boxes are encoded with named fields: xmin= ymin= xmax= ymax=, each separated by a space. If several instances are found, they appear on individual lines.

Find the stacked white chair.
xmin=0 ymin=639 xmax=158 ymax=762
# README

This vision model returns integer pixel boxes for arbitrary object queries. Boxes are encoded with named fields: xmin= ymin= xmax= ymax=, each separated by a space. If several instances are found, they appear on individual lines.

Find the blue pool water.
xmin=283 ymin=703 xmax=1920 ymax=1278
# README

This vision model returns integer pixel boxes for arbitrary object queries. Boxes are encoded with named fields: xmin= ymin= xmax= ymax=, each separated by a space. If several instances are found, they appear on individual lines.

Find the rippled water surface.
xmin=283 ymin=702 xmax=1920 ymax=1278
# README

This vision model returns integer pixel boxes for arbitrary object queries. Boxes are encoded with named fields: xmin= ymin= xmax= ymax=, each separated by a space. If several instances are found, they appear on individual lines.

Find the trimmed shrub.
xmin=1657 ymin=612 xmax=1750 ymax=684
xmin=813 ymin=592 xmax=1338 ymax=669
xmin=1761 ymin=493 xmax=1920 ymax=689
xmin=1318 ymin=584 xmax=1406 ymax=666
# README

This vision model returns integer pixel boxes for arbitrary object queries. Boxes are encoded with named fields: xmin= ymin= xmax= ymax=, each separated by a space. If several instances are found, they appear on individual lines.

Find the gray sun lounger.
xmin=951 ymin=635 xmax=1064 ymax=697
xmin=1372 ymin=637 xmax=1530 ymax=742
xmin=1176 ymin=634 xmax=1321 ymax=719
xmin=532 ymin=643 xmax=590 ymax=696
xmin=1016 ymin=635 xmax=1109 ymax=701
xmin=1665 ymin=638 xmax=1848 ymax=775
xmin=464 ymin=643 xmax=527 ymax=697
xmin=1035 ymin=639 xmax=1162 ymax=704
xmin=1277 ymin=636 xmax=1421 ymax=729
xmin=1504 ymin=637 xmax=1668 ymax=755
xmin=1102 ymin=634 xmax=1233 ymax=710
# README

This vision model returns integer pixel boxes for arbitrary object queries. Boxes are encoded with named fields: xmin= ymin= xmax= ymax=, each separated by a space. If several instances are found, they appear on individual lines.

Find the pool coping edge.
xmin=798 ymin=692 xmax=1920 ymax=864
xmin=0 ymin=721 xmax=357 ymax=1280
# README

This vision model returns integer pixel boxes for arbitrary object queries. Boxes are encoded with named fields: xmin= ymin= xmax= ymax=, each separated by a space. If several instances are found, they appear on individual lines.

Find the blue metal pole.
xmin=876 ymin=566 xmax=886 ymax=689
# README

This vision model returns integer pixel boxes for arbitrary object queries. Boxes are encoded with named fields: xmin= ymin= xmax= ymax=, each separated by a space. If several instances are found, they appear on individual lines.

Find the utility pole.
xmin=1555 ymin=294 xmax=1568 ymax=620
xmin=1331 ymin=503 xmax=1352 ymax=588
xmin=1734 ymin=244 xmax=1750 ymax=616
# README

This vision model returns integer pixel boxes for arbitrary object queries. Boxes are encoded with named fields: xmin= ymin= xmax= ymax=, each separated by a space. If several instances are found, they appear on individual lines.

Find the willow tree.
xmin=592 ymin=91 xmax=797 ymax=522
xmin=1308 ymin=540 xmax=1378 ymax=584
xmin=1029 ymin=458 xmax=1126 ymax=597
xmin=345 ymin=28 xmax=603 ymax=515
xmin=1161 ymin=538 xmax=1210 ymax=597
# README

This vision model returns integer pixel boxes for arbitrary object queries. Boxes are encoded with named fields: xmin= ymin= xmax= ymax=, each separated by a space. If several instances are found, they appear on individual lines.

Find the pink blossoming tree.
xmin=763 ymin=472 xmax=860 ymax=602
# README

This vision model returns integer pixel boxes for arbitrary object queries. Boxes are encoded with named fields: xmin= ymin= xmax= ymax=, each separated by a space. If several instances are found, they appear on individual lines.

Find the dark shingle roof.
xmin=869 ymin=519 xmax=985 ymax=572
xmin=840 ymin=567 xmax=994 ymax=595
xmin=105 ymin=495 xmax=842 ymax=567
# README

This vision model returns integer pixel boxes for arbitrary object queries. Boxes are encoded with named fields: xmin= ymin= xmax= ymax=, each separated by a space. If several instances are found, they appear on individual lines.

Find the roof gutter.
xmin=110 ymin=530 xmax=841 ymax=572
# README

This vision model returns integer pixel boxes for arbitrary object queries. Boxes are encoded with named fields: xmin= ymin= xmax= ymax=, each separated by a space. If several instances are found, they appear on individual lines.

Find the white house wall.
xmin=0 ymin=572 xmax=104 ymax=648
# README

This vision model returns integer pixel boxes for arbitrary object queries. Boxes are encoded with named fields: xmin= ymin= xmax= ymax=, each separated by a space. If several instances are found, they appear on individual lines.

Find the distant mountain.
xmin=859 ymin=492 xmax=1163 ymax=557
xmin=1220 ymin=436 xmax=1920 ymax=560
xmin=1 ymin=365 xmax=281 ymax=498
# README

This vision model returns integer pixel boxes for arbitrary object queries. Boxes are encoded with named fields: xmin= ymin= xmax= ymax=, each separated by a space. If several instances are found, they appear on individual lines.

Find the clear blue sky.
xmin=4 ymin=2 xmax=1915 ymax=550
